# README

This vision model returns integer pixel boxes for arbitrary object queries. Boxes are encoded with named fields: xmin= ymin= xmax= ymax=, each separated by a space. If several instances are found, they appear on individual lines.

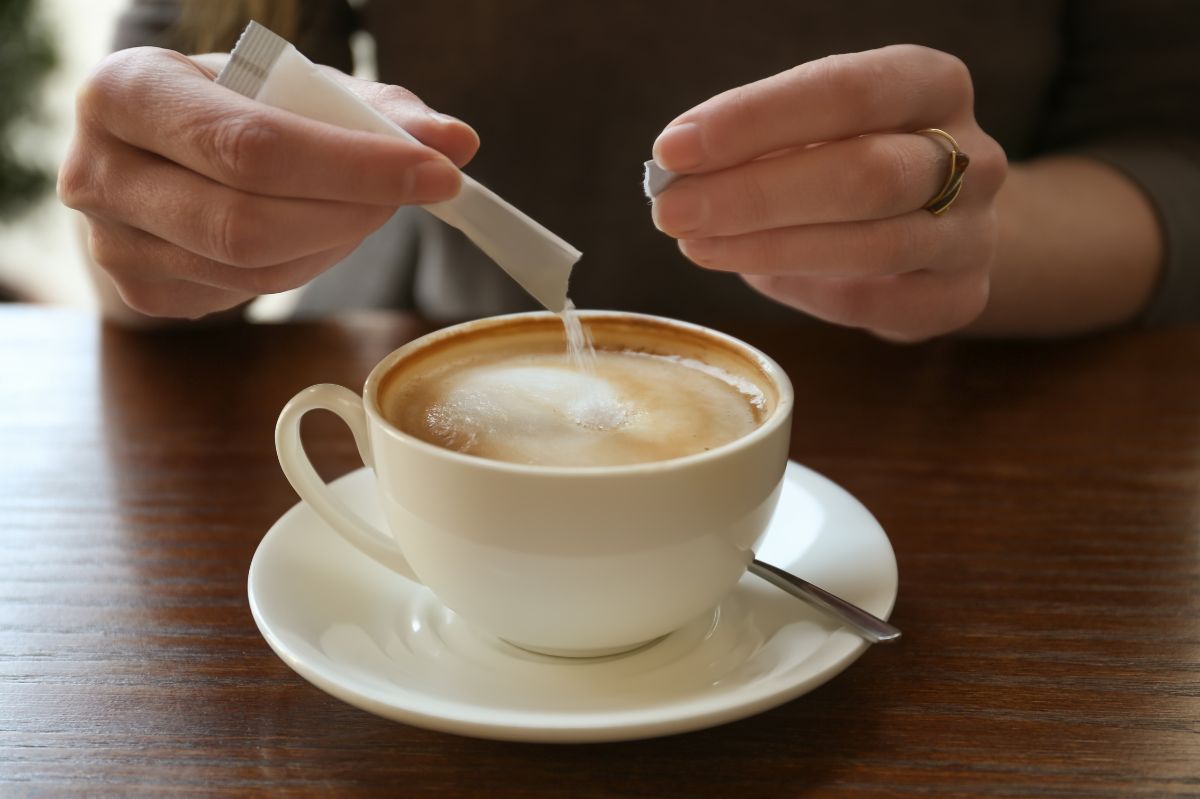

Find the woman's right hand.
xmin=59 ymin=46 xmax=479 ymax=320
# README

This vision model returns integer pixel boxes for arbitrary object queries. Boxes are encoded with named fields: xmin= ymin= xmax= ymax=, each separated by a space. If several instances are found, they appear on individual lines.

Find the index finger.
xmin=653 ymin=45 xmax=974 ymax=174
xmin=87 ymin=47 xmax=462 ymax=205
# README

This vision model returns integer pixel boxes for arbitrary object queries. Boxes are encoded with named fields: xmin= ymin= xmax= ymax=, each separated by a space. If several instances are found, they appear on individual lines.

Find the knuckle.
xmin=971 ymin=135 xmax=1008 ymax=195
xmin=957 ymin=270 xmax=991 ymax=325
xmin=679 ymin=237 xmax=718 ymax=268
xmin=87 ymin=234 xmax=139 ymax=292
xmin=850 ymin=137 xmax=914 ymax=218
xmin=59 ymin=133 xmax=121 ymax=214
xmin=74 ymin=76 xmax=111 ymax=128
xmin=811 ymin=54 xmax=886 ymax=125
xmin=861 ymin=221 xmax=913 ymax=276
xmin=749 ymin=230 xmax=789 ymax=270
xmin=886 ymin=224 xmax=921 ymax=274
xmin=909 ymin=44 xmax=959 ymax=71
xmin=957 ymin=210 xmax=1000 ymax=282
xmin=77 ymin=48 xmax=175 ymax=122
xmin=76 ymin=52 xmax=131 ymax=117
xmin=931 ymin=50 xmax=974 ymax=100
xmin=711 ymin=83 xmax=768 ymax=150
xmin=56 ymin=149 xmax=94 ymax=210
xmin=198 ymin=112 xmax=281 ymax=187
xmin=242 ymin=263 xmax=305 ymax=296
xmin=86 ymin=223 xmax=155 ymax=287
xmin=119 ymin=279 xmax=239 ymax=321
xmin=86 ymin=223 xmax=123 ymax=273
xmin=116 ymin=280 xmax=175 ymax=318
xmin=241 ymin=246 xmax=343 ymax=295
xmin=874 ymin=328 xmax=925 ymax=345
xmin=374 ymin=82 xmax=424 ymax=111
xmin=823 ymin=279 xmax=878 ymax=328
xmin=732 ymin=171 xmax=772 ymax=230
xmin=929 ymin=271 xmax=990 ymax=337
xmin=894 ymin=45 xmax=973 ymax=99
xmin=207 ymin=197 xmax=267 ymax=266
xmin=723 ymin=83 xmax=758 ymax=123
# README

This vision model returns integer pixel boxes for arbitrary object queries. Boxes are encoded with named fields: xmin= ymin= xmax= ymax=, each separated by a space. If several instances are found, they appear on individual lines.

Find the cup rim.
xmin=361 ymin=310 xmax=794 ymax=476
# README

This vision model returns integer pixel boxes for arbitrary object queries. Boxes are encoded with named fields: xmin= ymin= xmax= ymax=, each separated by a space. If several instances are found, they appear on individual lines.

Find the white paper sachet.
xmin=643 ymin=159 xmax=678 ymax=199
xmin=217 ymin=21 xmax=580 ymax=313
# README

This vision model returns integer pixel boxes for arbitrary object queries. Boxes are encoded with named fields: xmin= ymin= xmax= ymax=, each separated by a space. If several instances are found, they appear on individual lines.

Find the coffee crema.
xmin=378 ymin=317 xmax=776 ymax=467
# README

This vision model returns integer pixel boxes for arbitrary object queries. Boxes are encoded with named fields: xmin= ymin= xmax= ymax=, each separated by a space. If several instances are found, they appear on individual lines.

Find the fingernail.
xmin=653 ymin=122 xmax=705 ymax=172
xmin=652 ymin=187 xmax=708 ymax=236
xmin=411 ymin=159 xmax=461 ymax=201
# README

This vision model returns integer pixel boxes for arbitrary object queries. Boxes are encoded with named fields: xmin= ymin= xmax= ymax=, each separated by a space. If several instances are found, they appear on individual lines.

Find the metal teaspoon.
xmin=748 ymin=558 xmax=902 ymax=644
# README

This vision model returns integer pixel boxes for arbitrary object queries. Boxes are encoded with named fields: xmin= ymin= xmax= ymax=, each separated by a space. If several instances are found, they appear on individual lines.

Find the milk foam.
xmin=391 ymin=349 xmax=764 ymax=467
xmin=424 ymin=364 xmax=631 ymax=453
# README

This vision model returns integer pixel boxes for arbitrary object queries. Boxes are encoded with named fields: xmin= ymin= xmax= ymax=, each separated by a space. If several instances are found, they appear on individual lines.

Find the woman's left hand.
xmin=651 ymin=45 xmax=1007 ymax=341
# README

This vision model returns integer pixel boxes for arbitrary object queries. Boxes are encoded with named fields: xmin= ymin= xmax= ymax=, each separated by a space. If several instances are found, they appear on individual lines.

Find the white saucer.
xmin=248 ymin=461 xmax=898 ymax=743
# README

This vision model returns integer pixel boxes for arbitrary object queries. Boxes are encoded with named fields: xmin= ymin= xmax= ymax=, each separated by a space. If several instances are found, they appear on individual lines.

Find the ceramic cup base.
xmin=502 ymin=634 xmax=670 ymax=660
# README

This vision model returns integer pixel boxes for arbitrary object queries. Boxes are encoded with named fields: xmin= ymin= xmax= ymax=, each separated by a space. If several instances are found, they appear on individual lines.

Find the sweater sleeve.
xmin=1035 ymin=0 xmax=1200 ymax=325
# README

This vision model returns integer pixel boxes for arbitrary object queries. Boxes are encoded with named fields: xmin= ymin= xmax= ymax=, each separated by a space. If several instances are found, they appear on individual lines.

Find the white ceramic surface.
xmin=275 ymin=311 xmax=795 ymax=655
xmin=248 ymin=460 xmax=899 ymax=743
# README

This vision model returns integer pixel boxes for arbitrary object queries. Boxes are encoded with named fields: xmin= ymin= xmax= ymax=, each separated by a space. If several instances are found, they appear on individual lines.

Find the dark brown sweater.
xmin=116 ymin=0 xmax=1200 ymax=327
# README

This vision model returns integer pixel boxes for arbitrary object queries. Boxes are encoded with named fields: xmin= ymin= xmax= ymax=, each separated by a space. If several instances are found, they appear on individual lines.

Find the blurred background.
xmin=0 ymin=0 xmax=127 ymax=309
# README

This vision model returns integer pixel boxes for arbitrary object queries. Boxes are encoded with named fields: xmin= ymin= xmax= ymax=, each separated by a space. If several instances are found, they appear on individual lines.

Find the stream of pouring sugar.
xmin=559 ymin=299 xmax=598 ymax=374
xmin=558 ymin=300 xmax=631 ymax=430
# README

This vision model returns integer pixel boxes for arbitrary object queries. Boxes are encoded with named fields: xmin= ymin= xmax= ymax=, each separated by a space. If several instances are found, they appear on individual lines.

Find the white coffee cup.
xmin=275 ymin=311 xmax=794 ymax=656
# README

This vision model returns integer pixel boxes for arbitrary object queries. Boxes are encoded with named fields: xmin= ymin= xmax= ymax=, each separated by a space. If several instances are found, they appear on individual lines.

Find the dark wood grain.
xmin=2 ymin=305 xmax=1197 ymax=797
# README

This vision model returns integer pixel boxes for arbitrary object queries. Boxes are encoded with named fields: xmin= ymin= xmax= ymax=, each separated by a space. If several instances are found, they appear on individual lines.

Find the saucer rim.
xmin=248 ymin=461 xmax=898 ymax=742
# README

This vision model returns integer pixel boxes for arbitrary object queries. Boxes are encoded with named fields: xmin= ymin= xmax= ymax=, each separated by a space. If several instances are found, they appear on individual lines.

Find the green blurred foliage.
xmin=0 ymin=0 xmax=57 ymax=220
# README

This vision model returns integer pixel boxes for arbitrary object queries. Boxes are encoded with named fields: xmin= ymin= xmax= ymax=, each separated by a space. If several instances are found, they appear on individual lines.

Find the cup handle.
xmin=275 ymin=384 xmax=419 ymax=582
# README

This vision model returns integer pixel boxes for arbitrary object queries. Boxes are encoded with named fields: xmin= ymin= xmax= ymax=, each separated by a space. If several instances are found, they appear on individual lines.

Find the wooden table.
xmin=2 ymin=304 xmax=1197 ymax=797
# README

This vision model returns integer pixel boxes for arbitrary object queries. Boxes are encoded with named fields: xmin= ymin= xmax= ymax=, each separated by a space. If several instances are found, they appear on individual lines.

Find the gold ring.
xmin=915 ymin=128 xmax=969 ymax=215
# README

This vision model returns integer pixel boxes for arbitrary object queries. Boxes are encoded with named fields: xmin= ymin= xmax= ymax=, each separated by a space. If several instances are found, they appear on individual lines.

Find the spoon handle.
xmin=748 ymin=559 xmax=902 ymax=644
